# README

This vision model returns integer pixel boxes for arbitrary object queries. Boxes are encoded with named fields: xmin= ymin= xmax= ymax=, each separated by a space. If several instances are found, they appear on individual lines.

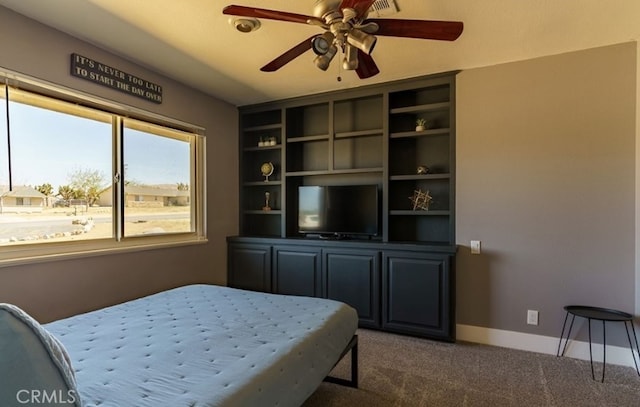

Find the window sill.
xmin=0 ymin=235 xmax=208 ymax=268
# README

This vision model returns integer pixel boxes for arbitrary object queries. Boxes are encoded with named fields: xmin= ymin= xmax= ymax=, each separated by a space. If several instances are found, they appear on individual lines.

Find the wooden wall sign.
xmin=70 ymin=53 xmax=162 ymax=104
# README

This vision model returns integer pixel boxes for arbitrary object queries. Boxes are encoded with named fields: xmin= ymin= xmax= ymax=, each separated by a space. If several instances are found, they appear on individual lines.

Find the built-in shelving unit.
xmin=232 ymin=73 xmax=458 ymax=342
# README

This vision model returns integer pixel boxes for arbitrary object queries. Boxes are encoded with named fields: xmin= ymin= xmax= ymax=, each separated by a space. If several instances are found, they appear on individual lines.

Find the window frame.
xmin=0 ymin=72 xmax=207 ymax=267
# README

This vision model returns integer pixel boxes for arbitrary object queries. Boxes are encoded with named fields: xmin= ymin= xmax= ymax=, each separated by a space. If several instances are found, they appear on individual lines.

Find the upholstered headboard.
xmin=0 ymin=304 xmax=81 ymax=406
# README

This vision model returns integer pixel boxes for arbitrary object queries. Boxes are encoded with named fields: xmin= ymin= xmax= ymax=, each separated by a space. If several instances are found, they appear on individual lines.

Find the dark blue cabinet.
xmin=383 ymin=251 xmax=454 ymax=341
xmin=227 ymin=242 xmax=271 ymax=292
xmin=323 ymin=248 xmax=381 ymax=329
xmin=273 ymin=245 xmax=322 ymax=297
xmin=227 ymin=237 xmax=455 ymax=342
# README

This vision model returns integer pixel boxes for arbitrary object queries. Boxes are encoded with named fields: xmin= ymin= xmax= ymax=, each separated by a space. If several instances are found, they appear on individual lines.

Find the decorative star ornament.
xmin=409 ymin=189 xmax=433 ymax=211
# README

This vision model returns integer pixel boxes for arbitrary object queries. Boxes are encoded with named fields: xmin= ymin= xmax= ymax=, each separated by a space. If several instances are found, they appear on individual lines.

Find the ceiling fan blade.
xmin=339 ymin=0 xmax=376 ymax=19
xmin=223 ymin=5 xmax=323 ymax=25
xmin=261 ymin=36 xmax=315 ymax=72
xmin=366 ymin=19 xmax=463 ymax=41
xmin=355 ymin=52 xmax=380 ymax=79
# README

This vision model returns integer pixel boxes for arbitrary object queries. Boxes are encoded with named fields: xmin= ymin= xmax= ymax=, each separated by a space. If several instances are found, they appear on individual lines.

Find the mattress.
xmin=44 ymin=284 xmax=358 ymax=407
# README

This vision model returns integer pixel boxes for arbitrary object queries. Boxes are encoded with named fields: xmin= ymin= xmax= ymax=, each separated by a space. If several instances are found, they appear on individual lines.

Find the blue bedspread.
xmin=45 ymin=284 xmax=358 ymax=407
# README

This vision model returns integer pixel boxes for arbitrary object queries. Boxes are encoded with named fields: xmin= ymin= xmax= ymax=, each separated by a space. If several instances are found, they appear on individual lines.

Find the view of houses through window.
xmin=0 ymin=83 xmax=202 ymax=250
xmin=122 ymin=119 xmax=193 ymax=237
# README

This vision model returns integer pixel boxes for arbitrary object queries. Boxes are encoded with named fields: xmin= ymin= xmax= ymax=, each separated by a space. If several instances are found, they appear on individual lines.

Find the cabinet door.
xmin=324 ymin=249 xmax=380 ymax=328
xmin=382 ymin=251 xmax=454 ymax=341
xmin=273 ymin=246 xmax=322 ymax=297
xmin=227 ymin=243 xmax=271 ymax=292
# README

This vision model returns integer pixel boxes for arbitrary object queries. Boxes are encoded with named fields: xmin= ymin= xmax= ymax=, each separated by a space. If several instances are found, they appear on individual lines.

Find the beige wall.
xmin=456 ymin=43 xmax=636 ymax=341
xmin=0 ymin=8 xmax=238 ymax=322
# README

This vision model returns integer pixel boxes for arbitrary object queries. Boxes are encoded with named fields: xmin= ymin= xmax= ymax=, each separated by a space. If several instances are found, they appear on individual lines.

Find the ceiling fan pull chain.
xmin=336 ymin=46 xmax=343 ymax=82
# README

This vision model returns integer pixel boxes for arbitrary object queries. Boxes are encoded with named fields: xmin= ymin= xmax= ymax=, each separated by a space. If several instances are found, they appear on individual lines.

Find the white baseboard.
xmin=456 ymin=324 xmax=638 ymax=368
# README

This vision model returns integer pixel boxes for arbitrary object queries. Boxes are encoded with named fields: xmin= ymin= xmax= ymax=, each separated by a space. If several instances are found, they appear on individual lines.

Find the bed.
xmin=0 ymin=284 xmax=358 ymax=407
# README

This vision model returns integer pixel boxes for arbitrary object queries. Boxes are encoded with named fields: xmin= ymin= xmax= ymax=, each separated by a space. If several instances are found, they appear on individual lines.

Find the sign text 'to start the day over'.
xmin=70 ymin=53 xmax=162 ymax=104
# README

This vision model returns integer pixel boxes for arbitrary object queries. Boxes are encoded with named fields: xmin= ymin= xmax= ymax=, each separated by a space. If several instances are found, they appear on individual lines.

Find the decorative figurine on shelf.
xmin=415 ymin=118 xmax=427 ymax=132
xmin=262 ymin=191 xmax=271 ymax=211
xmin=409 ymin=189 xmax=433 ymax=211
xmin=258 ymin=136 xmax=277 ymax=147
xmin=417 ymin=165 xmax=430 ymax=175
xmin=261 ymin=162 xmax=274 ymax=182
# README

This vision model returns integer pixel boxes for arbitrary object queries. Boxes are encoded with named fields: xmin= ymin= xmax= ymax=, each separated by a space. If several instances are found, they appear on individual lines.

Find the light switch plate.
xmin=470 ymin=240 xmax=481 ymax=254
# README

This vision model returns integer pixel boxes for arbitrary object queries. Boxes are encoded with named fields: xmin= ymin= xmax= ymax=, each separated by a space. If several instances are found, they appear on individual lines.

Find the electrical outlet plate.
xmin=527 ymin=310 xmax=539 ymax=325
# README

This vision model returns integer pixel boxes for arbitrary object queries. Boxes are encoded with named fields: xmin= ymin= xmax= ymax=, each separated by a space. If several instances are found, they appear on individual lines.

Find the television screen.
xmin=298 ymin=185 xmax=379 ymax=238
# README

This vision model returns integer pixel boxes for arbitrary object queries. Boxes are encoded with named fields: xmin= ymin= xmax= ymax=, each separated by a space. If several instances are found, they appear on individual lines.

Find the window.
xmin=0 ymin=79 xmax=206 ymax=264
xmin=122 ymin=119 xmax=194 ymax=237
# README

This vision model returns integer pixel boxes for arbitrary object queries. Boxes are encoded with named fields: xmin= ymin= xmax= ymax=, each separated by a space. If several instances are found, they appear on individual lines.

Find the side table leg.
xmin=624 ymin=320 xmax=640 ymax=376
xmin=558 ymin=313 xmax=576 ymax=357
xmin=588 ymin=318 xmax=595 ymax=381
xmin=601 ymin=320 xmax=606 ymax=383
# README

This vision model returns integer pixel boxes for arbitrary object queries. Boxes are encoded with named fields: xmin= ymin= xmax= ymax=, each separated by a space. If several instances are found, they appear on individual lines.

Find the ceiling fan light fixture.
xmin=313 ymin=45 xmax=337 ymax=71
xmin=342 ymin=44 xmax=358 ymax=70
xmin=311 ymin=32 xmax=335 ymax=55
xmin=347 ymin=28 xmax=377 ymax=55
xmin=230 ymin=17 xmax=261 ymax=33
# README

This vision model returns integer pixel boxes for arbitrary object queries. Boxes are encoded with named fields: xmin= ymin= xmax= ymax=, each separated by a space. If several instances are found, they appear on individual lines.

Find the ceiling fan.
xmin=223 ymin=0 xmax=463 ymax=79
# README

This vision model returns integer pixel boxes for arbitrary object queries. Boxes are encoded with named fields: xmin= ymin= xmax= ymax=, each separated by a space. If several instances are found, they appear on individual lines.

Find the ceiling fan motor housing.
xmin=311 ymin=0 xmax=377 ymax=73
xmin=313 ymin=0 xmax=349 ymax=19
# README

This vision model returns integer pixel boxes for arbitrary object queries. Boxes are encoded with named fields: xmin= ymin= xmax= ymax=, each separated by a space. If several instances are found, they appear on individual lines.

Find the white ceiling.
xmin=1 ymin=0 xmax=639 ymax=106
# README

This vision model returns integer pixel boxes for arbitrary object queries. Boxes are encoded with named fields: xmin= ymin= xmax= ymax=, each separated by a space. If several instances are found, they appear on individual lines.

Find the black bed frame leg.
xmin=324 ymin=334 xmax=358 ymax=388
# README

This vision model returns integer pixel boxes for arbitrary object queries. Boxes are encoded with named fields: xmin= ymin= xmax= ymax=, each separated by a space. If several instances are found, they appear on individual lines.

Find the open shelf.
xmin=286 ymin=103 xmax=329 ymax=140
xmin=388 ymin=214 xmax=452 ymax=244
xmin=244 ymin=210 xmax=282 ymax=215
xmin=241 ymin=213 xmax=282 ymax=238
xmin=244 ymin=144 xmax=282 ymax=152
xmin=242 ymin=183 xmax=281 ymax=208
xmin=390 ymin=210 xmax=450 ymax=216
xmin=389 ymin=174 xmax=450 ymax=181
xmin=243 ymin=123 xmax=282 ymax=132
xmin=286 ymin=134 xmax=329 ymax=143
xmin=389 ymin=83 xmax=450 ymax=108
xmin=287 ymin=139 xmax=329 ymax=173
xmin=334 ymin=94 xmax=383 ymax=134
xmin=286 ymin=168 xmax=384 ymax=177
xmin=390 ymin=178 xmax=450 ymax=211
xmin=389 ymin=102 xmax=450 ymax=115
xmin=243 ymin=180 xmax=282 ymax=186
xmin=335 ymin=129 xmax=384 ymax=138
xmin=390 ymin=128 xmax=450 ymax=139
xmin=334 ymin=134 xmax=383 ymax=170
xmin=389 ymin=136 xmax=451 ymax=176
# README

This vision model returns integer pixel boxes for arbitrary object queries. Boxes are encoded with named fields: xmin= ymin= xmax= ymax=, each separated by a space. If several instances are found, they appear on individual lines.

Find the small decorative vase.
xmin=416 ymin=125 xmax=425 ymax=132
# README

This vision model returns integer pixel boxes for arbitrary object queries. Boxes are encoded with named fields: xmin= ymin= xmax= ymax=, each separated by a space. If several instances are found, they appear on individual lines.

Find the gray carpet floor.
xmin=303 ymin=329 xmax=640 ymax=407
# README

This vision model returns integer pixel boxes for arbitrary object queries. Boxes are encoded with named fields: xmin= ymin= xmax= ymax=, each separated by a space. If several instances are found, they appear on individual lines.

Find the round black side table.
xmin=556 ymin=305 xmax=640 ymax=382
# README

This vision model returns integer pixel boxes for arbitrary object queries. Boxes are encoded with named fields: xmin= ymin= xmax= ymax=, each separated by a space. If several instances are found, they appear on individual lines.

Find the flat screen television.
xmin=298 ymin=184 xmax=379 ymax=238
